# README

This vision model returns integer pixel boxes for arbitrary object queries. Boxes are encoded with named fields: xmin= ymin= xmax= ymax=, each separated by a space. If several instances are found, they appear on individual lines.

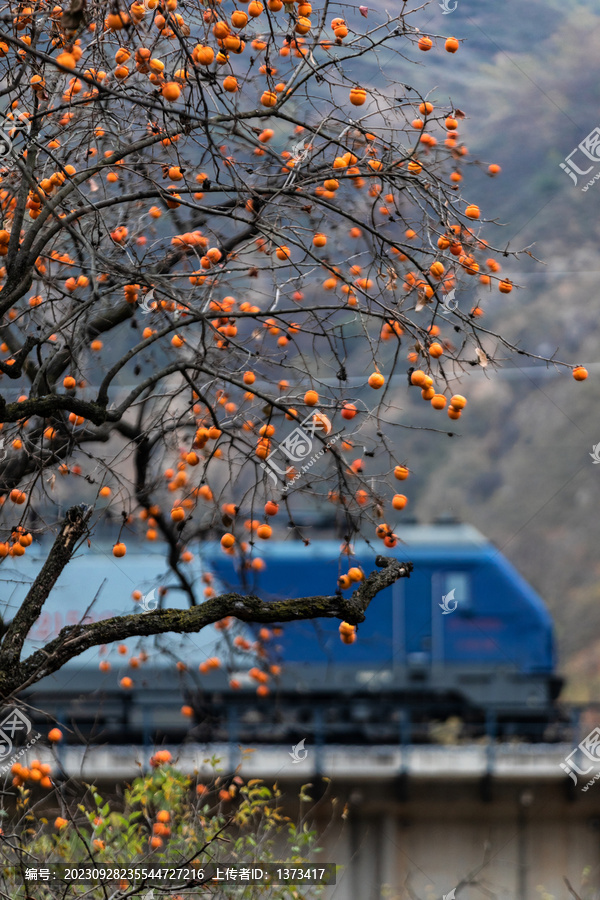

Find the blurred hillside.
xmin=380 ymin=0 xmax=600 ymax=697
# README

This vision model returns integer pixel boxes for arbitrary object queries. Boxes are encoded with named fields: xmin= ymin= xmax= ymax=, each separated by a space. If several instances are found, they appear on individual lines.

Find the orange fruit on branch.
xmin=161 ymin=81 xmax=181 ymax=102
xmin=261 ymin=90 xmax=277 ymax=107
xmin=231 ymin=9 xmax=248 ymax=27
xmin=194 ymin=45 xmax=214 ymax=65
xmin=368 ymin=372 xmax=385 ymax=389
xmin=349 ymin=87 xmax=366 ymax=106
xmin=212 ymin=20 xmax=230 ymax=38
xmin=295 ymin=15 xmax=311 ymax=33
xmin=410 ymin=370 xmax=427 ymax=386
xmin=348 ymin=567 xmax=364 ymax=582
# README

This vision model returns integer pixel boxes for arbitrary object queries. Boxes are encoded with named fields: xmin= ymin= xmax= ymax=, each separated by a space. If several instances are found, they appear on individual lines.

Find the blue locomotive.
xmin=18 ymin=520 xmax=563 ymax=744
xmin=208 ymin=521 xmax=561 ymax=722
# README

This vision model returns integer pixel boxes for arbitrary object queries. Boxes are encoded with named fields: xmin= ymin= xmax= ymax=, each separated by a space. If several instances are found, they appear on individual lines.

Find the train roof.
xmin=203 ymin=524 xmax=493 ymax=559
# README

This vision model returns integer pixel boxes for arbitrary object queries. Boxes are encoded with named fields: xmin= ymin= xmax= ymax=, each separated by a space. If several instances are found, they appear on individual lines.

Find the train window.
xmin=443 ymin=571 xmax=472 ymax=613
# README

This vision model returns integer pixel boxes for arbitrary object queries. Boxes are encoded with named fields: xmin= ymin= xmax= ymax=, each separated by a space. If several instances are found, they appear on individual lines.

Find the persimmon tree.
xmin=1 ymin=754 xmax=331 ymax=895
xmin=0 ymin=0 xmax=587 ymax=701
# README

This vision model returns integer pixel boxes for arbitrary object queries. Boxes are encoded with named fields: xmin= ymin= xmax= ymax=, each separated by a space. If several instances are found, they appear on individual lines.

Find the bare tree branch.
xmin=1 ymin=504 xmax=92 ymax=669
